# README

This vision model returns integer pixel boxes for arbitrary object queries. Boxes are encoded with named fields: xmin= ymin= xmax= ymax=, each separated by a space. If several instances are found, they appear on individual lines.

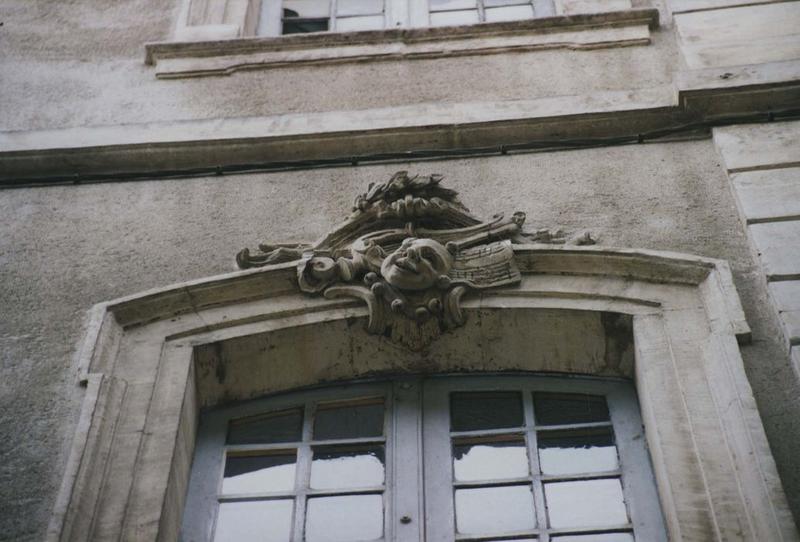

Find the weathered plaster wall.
xmin=2 ymin=139 xmax=799 ymax=540
xmin=2 ymin=0 xmax=800 ymax=539
xmin=0 ymin=0 xmax=676 ymax=131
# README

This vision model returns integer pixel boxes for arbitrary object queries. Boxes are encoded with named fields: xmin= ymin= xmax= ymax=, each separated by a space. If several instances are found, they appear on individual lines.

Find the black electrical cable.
xmin=3 ymin=107 xmax=800 ymax=189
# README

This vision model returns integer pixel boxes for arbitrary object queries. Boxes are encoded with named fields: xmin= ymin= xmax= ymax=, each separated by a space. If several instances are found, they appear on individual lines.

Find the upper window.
xmin=429 ymin=0 xmax=542 ymax=26
xmin=257 ymin=0 xmax=557 ymax=36
xmin=281 ymin=0 xmax=386 ymax=33
xmin=181 ymin=376 xmax=666 ymax=542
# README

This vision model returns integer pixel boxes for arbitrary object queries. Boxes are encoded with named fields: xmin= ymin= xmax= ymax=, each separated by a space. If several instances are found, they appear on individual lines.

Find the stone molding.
xmin=146 ymin=9 xmax=658 ymax=79
xmin=46 ymin=243 xmax=800 ymax=541
xmin=3 ymin=64 xmax=800 ymax=185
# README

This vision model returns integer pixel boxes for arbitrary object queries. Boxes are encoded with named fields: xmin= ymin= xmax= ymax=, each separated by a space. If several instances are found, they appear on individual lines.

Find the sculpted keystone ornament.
xmin=237 ymin=172 xmax=594 ymax=350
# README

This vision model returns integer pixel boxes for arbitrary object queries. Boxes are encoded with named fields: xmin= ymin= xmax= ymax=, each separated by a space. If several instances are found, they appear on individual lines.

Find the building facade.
xmin=2 ymin=0 xmax=800 ymax=540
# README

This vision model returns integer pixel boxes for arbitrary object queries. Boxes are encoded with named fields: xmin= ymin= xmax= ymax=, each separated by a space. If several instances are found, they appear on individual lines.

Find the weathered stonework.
xmin=46 ymin=238 xmax=800 ymax=541
xmin=714 ymin=120 xmax=800 ymax=377
xmin=2 ymin=0 xmax=800 ymax=539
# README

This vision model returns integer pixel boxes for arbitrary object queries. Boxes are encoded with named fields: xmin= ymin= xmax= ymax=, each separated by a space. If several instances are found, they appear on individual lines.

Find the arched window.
xmin=47 ymin=224 xmax=794 ymax=541
xmin=181 ymin=375 xmax=666 ymax=541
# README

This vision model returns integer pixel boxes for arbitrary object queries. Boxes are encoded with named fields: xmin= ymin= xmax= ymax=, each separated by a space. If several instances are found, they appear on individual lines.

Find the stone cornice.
xmin=1 ymin=60 xmax=798 ymax=186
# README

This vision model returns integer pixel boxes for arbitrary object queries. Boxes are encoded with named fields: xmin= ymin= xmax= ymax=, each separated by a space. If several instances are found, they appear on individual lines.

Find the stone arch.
xmin=48 ymin=246 xmax=797 ymax=542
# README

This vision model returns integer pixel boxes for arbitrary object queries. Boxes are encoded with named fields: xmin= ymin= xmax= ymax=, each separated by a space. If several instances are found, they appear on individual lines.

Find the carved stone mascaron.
xmin=237 ymin=172 xmax=593 ymax=350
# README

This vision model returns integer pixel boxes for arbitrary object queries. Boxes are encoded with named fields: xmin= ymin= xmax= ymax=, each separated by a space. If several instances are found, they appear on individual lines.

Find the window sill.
xmin=145 ymin=8 xmax=659 ymax=79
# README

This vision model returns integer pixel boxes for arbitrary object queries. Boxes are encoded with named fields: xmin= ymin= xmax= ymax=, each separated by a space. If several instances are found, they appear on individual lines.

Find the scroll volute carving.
xmin=237 ymin=172 xmax=594 ymax=350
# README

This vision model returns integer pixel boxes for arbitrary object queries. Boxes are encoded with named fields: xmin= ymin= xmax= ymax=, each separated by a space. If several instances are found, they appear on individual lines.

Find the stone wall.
xmin=3 ymin=142 xmax=800 ymax=540
xmin=1 ymin=0 xmax=800 ymax=539
xmin=1 ymin=1 xmax=675 ymax=132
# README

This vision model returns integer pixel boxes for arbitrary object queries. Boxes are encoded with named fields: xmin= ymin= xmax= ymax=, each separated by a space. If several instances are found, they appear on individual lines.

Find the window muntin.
xmin=182 ymin=383 xmax=395 ymax=542
xmin=280 ymin=0 xmax=387 ymax=34
xmin=423 ymin=376 xmax=667 ymax=542
xmin=257 ymin=0 xmax=555 ymax=36
xmin=217 ymin=395 xmax=388 ymax=542
xmin=182 ymin=377 xmax=665 ymax=542
xmin=429 ymin=0 xmax=541 ymax=27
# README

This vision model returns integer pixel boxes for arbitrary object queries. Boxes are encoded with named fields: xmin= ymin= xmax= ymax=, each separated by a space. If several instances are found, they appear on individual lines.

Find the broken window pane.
xmin=310 ymin=445 xmax=385 ymax=489
xmin=453 ymin=435 xmax=529 ymax=481
xmin=538 ymin=428 xmax=618 ymax=475
xmin=221 ymin=452 xmax=296 ymax=494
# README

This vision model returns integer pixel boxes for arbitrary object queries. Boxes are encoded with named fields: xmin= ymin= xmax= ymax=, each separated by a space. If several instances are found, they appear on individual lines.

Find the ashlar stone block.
xmin=749 ymin=220 xmax=800 ymax=280
xmin=670 ymin=0 xmax=789 ymax=14
xmin=731 ymin=167 xmax=800 ymax=223
xmin=714 ymin=120 xmax=800 ymax=172
xmin=675 ymin=2 xmax=800 ymax=69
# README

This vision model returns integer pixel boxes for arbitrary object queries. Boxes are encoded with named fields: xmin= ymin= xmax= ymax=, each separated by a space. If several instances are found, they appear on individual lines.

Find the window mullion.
xmin=524 ymin=388 xmax=550 ymax=542
xmin=258 ymin=0 xmax=282 ymax=36
xmin=392 ymin=379 xmax=424 ymax=542
xmin=329 ymin=0 xmax=337 ymax=31
xmin=290 ymin=399 xmax=315 ymax=542
xmin=408 ymin=0 xmax=430 ymax=27
xmin=386 ymin=0 xmax=407 ymax=28
xmin=422 ymin=379 xmax=456 ymax=542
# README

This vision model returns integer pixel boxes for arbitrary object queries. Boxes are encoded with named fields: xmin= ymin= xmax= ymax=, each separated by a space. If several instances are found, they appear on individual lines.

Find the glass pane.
xmin=455 ymin=485 xmax=536 ymax=535
xmin=453 ymin=435 xmax=529 ymax=482
xmin=336 ymin=15 xmax=385 ymax=31
xmin=222 ymin=452 xmax=296 ymax=494
xmin=338 ymin=0 xmax=383 ymax=16
xmin=305 ymin=494 xmax=384 ymax=542
xmin=538 ymin=428 xmax=618 ymax=476
xmin=227 ymin=408 xmax=302 ymax=445
xmin=310 ymin=445 xmax=385 ymax=489
xmin=533 ymin=393 xmax=610 ymax=426
xmin=282 ymin=19 xmax=329 ymax=33
xmin=450 ymin=391 xmax=524 ymax=432
xmin=213 ymin=500 xmax=293 ymax=542
xmin=485 ymin=5 xmax=534 ymax=22
xmin=430 ymin=9 xmax=480 ymax=26
xmin=283 ymin=0 xmax=330 ymax=18
xmin=429 ymin=0 xmax=477 ymax=10
xmin=552 ymin=534 xmax=634 ymax=542
xmin=545 ymin=479 xmax=629 ymax=529
xmin=314 ymin=398 xmax=384 ymax=440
